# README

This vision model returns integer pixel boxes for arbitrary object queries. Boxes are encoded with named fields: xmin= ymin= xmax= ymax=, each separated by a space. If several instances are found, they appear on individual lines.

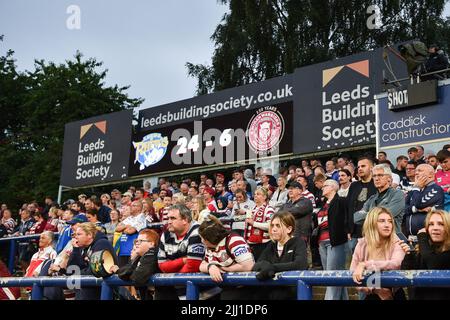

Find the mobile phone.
xmin=396 ymin=232 xmax=415 ymax=251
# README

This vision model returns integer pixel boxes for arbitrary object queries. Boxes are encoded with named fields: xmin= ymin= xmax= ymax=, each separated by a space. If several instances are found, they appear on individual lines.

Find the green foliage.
xmin=0 ymin=46 xmax=143 ymax=211
xmin=187 ymin=0 xmax=450 ymax=94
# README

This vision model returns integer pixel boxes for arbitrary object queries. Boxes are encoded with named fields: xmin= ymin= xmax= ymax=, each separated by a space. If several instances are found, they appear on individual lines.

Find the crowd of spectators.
xmin=1 ymin=143 xmax=449 ymax=300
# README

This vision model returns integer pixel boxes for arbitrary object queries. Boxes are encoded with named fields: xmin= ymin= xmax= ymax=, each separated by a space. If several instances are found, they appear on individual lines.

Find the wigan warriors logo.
xmin=246 ymin=107 xmax=284 ymax=155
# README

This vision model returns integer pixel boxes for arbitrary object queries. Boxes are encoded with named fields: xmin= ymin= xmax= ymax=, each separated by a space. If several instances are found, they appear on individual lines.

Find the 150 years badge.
xmin=246 ymin=106 xmax=285 ymax=155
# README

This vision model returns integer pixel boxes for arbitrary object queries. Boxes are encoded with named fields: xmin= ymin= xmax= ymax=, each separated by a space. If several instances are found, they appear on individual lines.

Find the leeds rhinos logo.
xmin=246 ymin=107 xmax=284 ymax=155
xmin=322 ymin=59 xmax=369 ymax=87
xmin=132 ymin=133 xmax=169 ymax=170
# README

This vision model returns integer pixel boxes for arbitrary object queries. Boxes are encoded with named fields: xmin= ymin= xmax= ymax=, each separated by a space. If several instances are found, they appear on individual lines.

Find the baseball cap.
xmin=123 ymin=192 xmax=133 ymax=197
xmin=67 ymin=214 xmax=88 ymax=225
xmin=287 ymin=181 xmax=303 ymax=189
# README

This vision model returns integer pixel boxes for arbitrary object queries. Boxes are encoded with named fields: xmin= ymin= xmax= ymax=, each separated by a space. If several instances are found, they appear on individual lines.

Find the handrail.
xmin=2 ymin=270 xmax=450 ymax=300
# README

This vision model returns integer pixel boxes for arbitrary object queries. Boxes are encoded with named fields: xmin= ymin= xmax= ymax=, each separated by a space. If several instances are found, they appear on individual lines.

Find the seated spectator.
xmin=25 ymin=231 xmax=57 ymax=278
xmin=393 ymin=155 xmax=408 ymax=179
xmin=215 ymin=196 xmax=232 ymax=219
xmin=404 ymin=164 xmax=444 ymax=240
xmin=199 ymin=215 xmax=254 ymax=299
xmin=245 ymin=187 xmax=275 ymax=260
xmin=143 ymin=198 xmax=159 ymax=224
xmin=0 ymin=209 xmax=16 ymax=237
xmin=436 ymin=149 xmax=450 ymax=211
xmin=0 ymin=260 xmax=21 ymax=300
xmin=92 ymin=198 xmax=111 ymax=224
xmin=111 ymin=229 xmax=160 ymax=300
xmin=156 ymin=204 xmax=205 ymax=300
xmin=28 ymin=211 xmax=47 ymax=235
xmin=351 ymin=207 xmax=406 ymax=300
xmin=55 ymin=210 xmax=85 ymax=254
xmin=401 ymin=210 xmax=450 ymax=299
xmin=231 ymin=189 xmax=255 ymax=237
xmin=325 ymin=160 xmax=340 ymax=182
xmin=158 ymin=196 xmax=173 ymax=226
xmin=269 ymin=176 xmax=289 ymax=213
xmin=253 ymin=211 xmax=308 ymax=300
xmin=12 ymin=209 xmax=36 ymax=272
xmin=203 ymin=187 xmax=218 ymax=213
xmin=66 ymin=222 xmax=118 ymax=300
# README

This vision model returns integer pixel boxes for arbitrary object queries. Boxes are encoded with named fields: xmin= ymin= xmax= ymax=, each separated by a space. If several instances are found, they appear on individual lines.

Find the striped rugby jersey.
xmin=204 ymin=233 xmax=253 ymax=267
xmin=158 ymin=222 xmax=205 ymax=263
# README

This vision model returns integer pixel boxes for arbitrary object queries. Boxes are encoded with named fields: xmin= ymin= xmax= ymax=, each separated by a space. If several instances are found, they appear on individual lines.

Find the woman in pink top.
xmin=350 ymin=207 xmax=406 ymax=300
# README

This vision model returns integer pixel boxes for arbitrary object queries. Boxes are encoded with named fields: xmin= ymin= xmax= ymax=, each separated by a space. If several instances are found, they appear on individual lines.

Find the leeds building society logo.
xmin=80 ymin=121 xmax=107 ymax=139
xmin=246 ymin=107 xmax=284 ymax=155
xmin=322 ymin=59 xmax=369 ymax=87
xmin=132 ymin=133 xmax=169 ymax=170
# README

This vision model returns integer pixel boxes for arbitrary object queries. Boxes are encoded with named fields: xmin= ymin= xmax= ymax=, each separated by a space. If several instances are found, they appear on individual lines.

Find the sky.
xmin=1 ymin=1 xmax=450 ymax=110
xmin=0 ymin=0 xmax=229 ymax=108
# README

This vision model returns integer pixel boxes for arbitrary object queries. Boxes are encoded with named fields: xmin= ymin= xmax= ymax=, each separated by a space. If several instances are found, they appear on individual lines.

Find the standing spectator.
xmin=400 ymin=160 xmax=417 ymax=193
xmin=436 ymin=149 xmax=450 ymax=211
xmin=313 ymin=173 xmax=327 ymax=208
xmin=116 ymin=200 xmax=146 ymax=266
xmin=67 ymin=222 xmax=118 ymax=300
xmin=297 ymin=176 xmax=316 ymax=208
xmin=188 ymin=186 xmax=199 ymax=198
xmin=191 ymin=195 xmax=209 ymax=223
xmin=337 ymin=155 xmax=351 ymax=169
xmin=104 ymin=209 xmax=120 ymax=243
xmin=351 ymin=207 xmax=406 ymax=300
xmin=427 ymin=155 xmax=439 ymax=170
xmin=179 ymin=183 xmax=189 ymax=197
xmin=203 ymin=187 xmax=218 ymax=213
xmin=280 ymin=182 xmax=313 ymax=243
xmin=216 ymin=196 xmax=233 ymax=219
xmin=100 ymin=193 xmax=111 ymax=206
xmin=199 ymin=215 xmax=254 ymax=299
xmin=401 ymin=210 xmax=450 ymax=299
xmin=237 ymin=180 xmax=253 ymax=200
xmin=316 ymin=179 xmax=351 ymax=300
xmin=158 ymin=196 xmax=173 ymax=226
xmin=156 ymin=204 xmax=205 ymax=300
xmin=416 ymin=145 xmax=426 ymax=163
xmin=404 ymin=164 xmax=444 ymax=239
xmin=253 ymin=211 xmax=308 ymax=300
xmin=111 ymin=189 xmax=122 ymax=209
xmin=407 ymin=147 xmax=425 ymax=164
xmin=347 ymin=157 xmax=377 ymax=251
xmin=215 ymin=183 xmax=233 ymax=202
xmin=393 ymin=155 xmax=408 ymax=179
xmin=269 ymin=176 xmax=289 ymax=213
xmin=231 ymin=189 xmax=255 ymax=237
xmin=134 ymin=188 xmax=145 ymax=201
xmin=244 ymin=169 xmax=257 ymax=194
xmin=245 ymin=187 xmax=275 ymax=260
xmin=143 ymin=198 xmax=158 ymax=224
xmin=354 ymin=164 xmax=405 ymax=233
xmin=338 ymin=169 xmax=352 ymax=198
xmin=325 ymin=160 xmax=340 ymax=182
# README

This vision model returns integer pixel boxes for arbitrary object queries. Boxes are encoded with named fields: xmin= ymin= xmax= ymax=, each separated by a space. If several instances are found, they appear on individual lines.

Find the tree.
xmin=187 ymin=0 xmax=450 ymax=94
xmin=0 ymin=46 xmax=143 ymax=211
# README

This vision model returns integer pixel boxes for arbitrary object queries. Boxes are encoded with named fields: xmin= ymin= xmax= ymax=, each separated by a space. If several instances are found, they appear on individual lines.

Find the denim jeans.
xmin=319 ymin=240 xmax=349 ymax=300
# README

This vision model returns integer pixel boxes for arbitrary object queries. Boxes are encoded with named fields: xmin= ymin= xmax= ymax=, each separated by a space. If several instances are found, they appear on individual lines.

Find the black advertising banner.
xmin=137 ymin=74 xmax=293 ymax=132
xmin=293 ymin=47 xmax=408 ymax=154
xmin=129 ymin=102 xmax=293 ymax=177
xmin=60 ymin=110 xmax=133 ymax=187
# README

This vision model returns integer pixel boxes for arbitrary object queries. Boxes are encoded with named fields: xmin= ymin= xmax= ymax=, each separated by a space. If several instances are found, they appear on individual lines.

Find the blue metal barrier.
xmin=0 ymin=234 xmax=59 ymax=274
xmin=1 ymin=270 xmax=450 ymax=300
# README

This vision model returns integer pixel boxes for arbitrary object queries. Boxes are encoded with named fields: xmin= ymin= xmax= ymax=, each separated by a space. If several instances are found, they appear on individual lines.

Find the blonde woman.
xmin=401 ymin=210 xmax=450 ymax=299
xmin=245 ymin=187 xmax=275 ymax=260
xmin=350 ymin=207 xmax=406 ymax=300
xmin=192 ymin=195 xmax=209 ymax=223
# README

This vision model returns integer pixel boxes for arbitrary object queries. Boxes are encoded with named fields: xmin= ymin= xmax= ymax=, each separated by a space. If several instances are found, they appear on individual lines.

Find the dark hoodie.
xmin=67 ymin=231 xmax=118 ymax=300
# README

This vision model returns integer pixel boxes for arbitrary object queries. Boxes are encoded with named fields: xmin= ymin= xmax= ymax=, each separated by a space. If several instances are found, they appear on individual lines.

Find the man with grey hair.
xmin=156 ymin=204 xmax=206 ymax=300
xmin=403 ymin=164 xmax=444 ymax=239
xmin=354 ymin=164 xmax=405 ymax=233
xmin=244 ymin=169 xmax=257 ymax=194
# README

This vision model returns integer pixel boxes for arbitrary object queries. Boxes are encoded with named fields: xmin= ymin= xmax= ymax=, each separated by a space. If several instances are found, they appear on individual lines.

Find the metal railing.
xmin=0 ymin=234 xmax=59 ymax=273
xmin=1 ymin=270 xmax=450 ymax=300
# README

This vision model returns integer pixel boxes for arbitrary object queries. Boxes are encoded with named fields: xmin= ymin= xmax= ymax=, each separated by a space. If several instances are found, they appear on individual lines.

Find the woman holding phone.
xmin=350 ymin=207 xmax=406 ymax=300
xmin=400 ymin=209 xmax=450 ymax=299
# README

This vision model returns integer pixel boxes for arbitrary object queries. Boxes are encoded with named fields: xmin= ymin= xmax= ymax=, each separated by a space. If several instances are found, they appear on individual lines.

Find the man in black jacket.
xmin=67 ymin=222 xmax=117 ymax=300
xmin=280 ymin=182 xmax=313 ymax=243
xmin=346 ymin=157 xmax=377 ymax=252
xmin=111 ymin=229 xmax=160 ymax=300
